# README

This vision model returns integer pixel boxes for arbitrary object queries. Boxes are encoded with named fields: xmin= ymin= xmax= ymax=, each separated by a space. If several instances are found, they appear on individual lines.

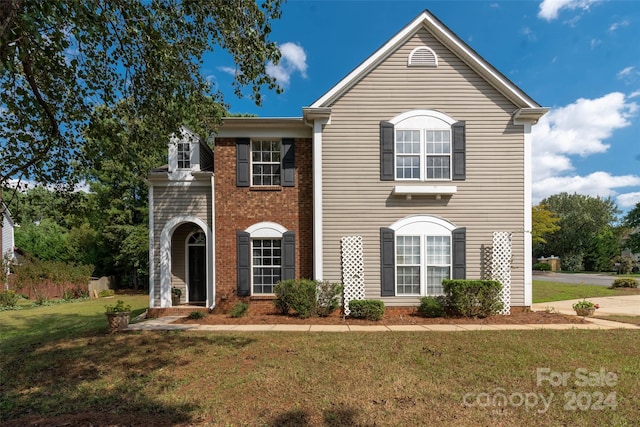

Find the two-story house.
xmin=148 ymin=10 xmax=547 ymax=316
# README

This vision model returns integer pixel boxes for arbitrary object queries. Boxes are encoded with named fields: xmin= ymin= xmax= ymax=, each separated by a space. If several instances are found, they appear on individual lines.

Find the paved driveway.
xmin=533 ymin=272 xmax=616 ymax=287
xmin=532 ymin=295 xmax=640 ymax=317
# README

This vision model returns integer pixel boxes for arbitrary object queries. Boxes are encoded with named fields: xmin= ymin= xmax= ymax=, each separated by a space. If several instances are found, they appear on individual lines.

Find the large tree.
xmin=0 ymin=0 xmax=282 ymax=187
xmin=623 ymin=202 xmax=640 ymax=253
xmin=531 ymin=203 xmax=560 ymax=245
xmin=536 ymin=193 xmax=619 ymax=271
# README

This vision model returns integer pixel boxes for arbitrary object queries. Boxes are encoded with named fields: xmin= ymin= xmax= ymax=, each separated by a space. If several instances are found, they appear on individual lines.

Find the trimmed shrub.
xmin=274 ymin=279 xmax=317 ymax=318
xmin=442 ymin=279 xmax=503 ymax=318
xmin=532 ymin=262 xmax=551 ymax=271
xmin=0 ymin=290 xmax=20 ymax=308
xmin=561 ymin=254 xmax=583 ymax=272
xmin=187 ymin=311 xmax=207 ymax=319
xmin=230 ymin=302 xmax=249 ymax=318
xmin=99 ymin=289 xmax=115 ymax=297
xmin=611 ymin=278 xmax=638 ymax=289
xmin=417 ymin=295 xmax=446 ymax=318
xmin=614 ymin=255 xmax=634 ymax=275
xmin=315 ymin=281 xmax=344 ymax=317
xmin=349 ymin=300 xmax=385 ymax=321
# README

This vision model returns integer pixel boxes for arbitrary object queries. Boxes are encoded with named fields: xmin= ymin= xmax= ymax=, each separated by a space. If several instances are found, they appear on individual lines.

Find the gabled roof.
xmin=309 ymin=10 xmax=545 ymax=112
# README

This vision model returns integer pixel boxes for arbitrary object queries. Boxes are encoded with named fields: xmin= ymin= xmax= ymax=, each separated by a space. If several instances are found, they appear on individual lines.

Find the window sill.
xmin=250 ymin=295 xmax=277 ymax=301
xmin=250 ymin=186 xmax=282 ymax=192
xmin=393 ymin=185 xmax=457 ymax=200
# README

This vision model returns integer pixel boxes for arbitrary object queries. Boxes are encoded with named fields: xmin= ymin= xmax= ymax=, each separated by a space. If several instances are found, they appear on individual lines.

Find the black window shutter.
xmin=380 ymin=121 xmax=395 ymax=181
xmin=282 ymin=138 xmax=295 ymax=187
xmin=282 ymin=231 xmax=296 ymax=280
xmin=452 ymin=227 xmax=466 ymax=279
xmin=236 ymin=138 xmax=250 ymax=187
xmin=380 ymin=227 xmax=395 ymax=296
xmin=452 ymin=121 xmax=466 ymax=181
xmin=237 ymin=231 xmax=251 ymax=296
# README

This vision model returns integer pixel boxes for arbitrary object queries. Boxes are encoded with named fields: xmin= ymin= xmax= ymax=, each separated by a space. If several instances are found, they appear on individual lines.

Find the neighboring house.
xmin=2 ymin=202 xmax=16 ymax=288
xmin=148 ymin=10 xmax=547 ymax=314
xmin=2 ymin=202 xmax=15 ymax=262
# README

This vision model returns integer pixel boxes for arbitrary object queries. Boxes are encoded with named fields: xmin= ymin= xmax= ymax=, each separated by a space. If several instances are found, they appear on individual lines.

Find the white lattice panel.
xmin=492 ymin=232 xmax=512 ymax=315
xmin=341 ymin=236 xmax=365 ymax=316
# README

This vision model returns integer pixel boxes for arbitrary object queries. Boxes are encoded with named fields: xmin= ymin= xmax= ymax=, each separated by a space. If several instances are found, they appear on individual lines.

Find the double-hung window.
xmin=177 ymin=142 xmax=191 ymax=169
xmin=395 ymin=129 xmax=451 ymax=180
xmin=252 ymin=239 xmax=282 ymax=294
xmin=396 ymin=234 xmax=451 ymax=296
xmin=380 ymin=110 xmax=464 ymax=182
xmin=252 ymin=140 xmax=281 ymax=186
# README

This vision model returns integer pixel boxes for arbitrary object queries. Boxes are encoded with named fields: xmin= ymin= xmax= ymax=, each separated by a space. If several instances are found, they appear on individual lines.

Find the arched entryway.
xmin=158 ymin=216 xmax=214 ymax=308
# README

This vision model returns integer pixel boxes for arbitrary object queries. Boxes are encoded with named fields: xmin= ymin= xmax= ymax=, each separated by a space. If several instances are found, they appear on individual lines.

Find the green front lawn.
xmin=532 ymin=280 xmax=639 ymax=303
xmin=1 ymin=294 xmax=638 ymax=426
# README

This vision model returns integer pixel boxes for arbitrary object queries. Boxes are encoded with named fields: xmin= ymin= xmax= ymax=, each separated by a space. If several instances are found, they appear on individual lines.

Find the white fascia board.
xmin=513 ymin=108 xmax=550 ymax=125
xmin=311 ymin=11 xmax=543 ymax=109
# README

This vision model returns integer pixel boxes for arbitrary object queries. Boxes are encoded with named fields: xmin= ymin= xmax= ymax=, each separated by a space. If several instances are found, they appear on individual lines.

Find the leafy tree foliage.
xmin=623 ymin=202 xmax=640 ymax=253
xmin=535 ymin=193 xmax=620 ymax=271
xmin=14 ymin=219 xmax=74 ymax=262
xmin=3 ymin=185 xmax=89 ymax=230
xmin=531 ymin=204 xmax=560 ymax=245
xmin=0 ymin=0 xmax=282 ymax=186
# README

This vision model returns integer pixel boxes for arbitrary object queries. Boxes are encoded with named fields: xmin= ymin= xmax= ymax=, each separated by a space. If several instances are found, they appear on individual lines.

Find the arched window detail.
xmin=408 ymin=46 xmax=438 ymax=67
xmin=237 ymin=222 xmax=296 ymax=296
xmin=380 ymin=110 xmax=465 ymax=182
xmin=381 ymin=216 xmax=466 ymax=297
xmin=188 ymin=231 xmax=206 ymax=245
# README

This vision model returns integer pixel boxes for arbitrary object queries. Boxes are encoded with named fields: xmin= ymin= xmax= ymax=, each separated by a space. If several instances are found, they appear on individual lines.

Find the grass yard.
xmin=1 ymin=295 xmax=639 ymax=426
xmin=532 ymin=280 xmax=640 ymax=303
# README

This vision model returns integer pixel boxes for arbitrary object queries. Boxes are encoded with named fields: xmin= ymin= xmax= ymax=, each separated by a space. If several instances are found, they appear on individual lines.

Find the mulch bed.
xmin=173 ymin=310 xmax=586 ymax=326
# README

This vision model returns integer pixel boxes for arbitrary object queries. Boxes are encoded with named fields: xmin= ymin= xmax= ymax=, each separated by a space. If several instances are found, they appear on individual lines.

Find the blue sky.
xmin=207 ymin=0 xmax=640 ymax=212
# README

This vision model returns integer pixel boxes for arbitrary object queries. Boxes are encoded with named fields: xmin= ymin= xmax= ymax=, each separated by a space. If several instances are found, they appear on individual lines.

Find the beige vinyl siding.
xmin=321 ymin=28 xmax=527 ymax=306
xmin=151 ymin=182 xmax=212 ymax=306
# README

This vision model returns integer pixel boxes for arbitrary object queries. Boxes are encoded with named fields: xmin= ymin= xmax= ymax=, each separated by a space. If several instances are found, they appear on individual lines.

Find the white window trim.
xmin=395 ymin=128 xmax=452 ymax=181
xmin=391 ymin=110 xmax=457 ymax=183
xmin=245 ymin=222 xmax=288 ymax=295
xmin=390 ymin=215 xmax=456 ymax=297
xmin=395 ymin=233 xmax=452 ymax=296
xmin=251 ymin=238 xmax=282 ymax=295
xmin=250 ymin=138 xmax=282 ymax=187
xmin=167 ymin=127 xmax=201 ymax=180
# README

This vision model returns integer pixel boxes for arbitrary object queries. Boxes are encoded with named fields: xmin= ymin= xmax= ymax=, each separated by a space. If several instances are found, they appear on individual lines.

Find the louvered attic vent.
xmin=408 ymin=46 xmax=437 ymax=67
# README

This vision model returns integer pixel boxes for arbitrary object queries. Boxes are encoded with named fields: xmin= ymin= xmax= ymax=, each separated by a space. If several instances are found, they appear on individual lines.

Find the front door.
xmin=187 ymin=231 xmax=206 ymax=304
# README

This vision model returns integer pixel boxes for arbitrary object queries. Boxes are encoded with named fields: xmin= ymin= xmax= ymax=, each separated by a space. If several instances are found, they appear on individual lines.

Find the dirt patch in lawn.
xmin=173 ymin=310 xmax=586 ymax=326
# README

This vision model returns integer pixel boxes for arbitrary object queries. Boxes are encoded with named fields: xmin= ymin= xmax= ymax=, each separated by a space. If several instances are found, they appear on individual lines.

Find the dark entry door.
xmin=188 ymin=245 xmax=206 ymax=304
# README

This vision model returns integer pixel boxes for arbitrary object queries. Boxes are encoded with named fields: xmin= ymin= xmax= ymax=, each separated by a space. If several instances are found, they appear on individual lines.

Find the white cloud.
xmin=609 ymin=20 xmax=629 ymax=32
xmin=629 ymin=90 xmax=640 ymax=99
xmin=538 ymin=0 xmax=600 ymax=21
xmin=532 ymin=93 xmax=639 ymax=203
xmin=617 ymin=192 xmax=640 ymax=209
xmin=590 ymin=38 xmax=601 ymax=49
xmin=217 ymin=66 xmax=236 ymax=76
xmin=266 ymin=42 xmax=307 ymax=86
xmin=533 ymin=173 xmax=640 ymax=204
xmin=617 ymin=66 xmax=635 ymax=79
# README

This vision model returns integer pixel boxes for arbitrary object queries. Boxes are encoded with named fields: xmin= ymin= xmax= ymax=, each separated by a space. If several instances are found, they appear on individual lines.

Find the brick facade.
xmin=214 ymin=137 xmax=314 ymax=308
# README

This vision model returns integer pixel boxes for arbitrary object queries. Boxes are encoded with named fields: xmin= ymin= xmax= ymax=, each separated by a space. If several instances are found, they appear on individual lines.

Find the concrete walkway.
xmin=531 ymin=294 xmax=640 ymax=317
xmin=127 ymin=295 xmax=640 ymax=332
